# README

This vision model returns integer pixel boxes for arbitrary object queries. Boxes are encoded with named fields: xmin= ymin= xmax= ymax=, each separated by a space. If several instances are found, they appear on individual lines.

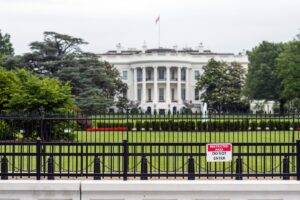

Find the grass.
xmin=1 ymin=130 xmax=299 ymax=178
xmin=75 ymin=130 xmax=300 ymax=143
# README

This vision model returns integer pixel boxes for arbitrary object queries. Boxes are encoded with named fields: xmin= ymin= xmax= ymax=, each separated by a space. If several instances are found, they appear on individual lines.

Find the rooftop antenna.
xmin=142 ymin=40 xmax=147 ymax=53
xmin=116 ymin=43 xmax=121 ymax=53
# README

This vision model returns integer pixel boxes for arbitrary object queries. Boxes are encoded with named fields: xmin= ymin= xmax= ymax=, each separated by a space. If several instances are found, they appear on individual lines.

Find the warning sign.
xmin=206 ymin=143 xmax=232 ymax=162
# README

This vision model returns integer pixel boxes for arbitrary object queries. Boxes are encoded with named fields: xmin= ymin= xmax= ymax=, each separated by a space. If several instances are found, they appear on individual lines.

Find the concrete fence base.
xmin=0 ymin=180 xmax=300 ymax=200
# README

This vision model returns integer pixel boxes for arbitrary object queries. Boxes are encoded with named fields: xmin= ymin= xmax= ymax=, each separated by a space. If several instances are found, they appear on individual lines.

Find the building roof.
xmin=99 ymin=47 xmax=236 ymax=56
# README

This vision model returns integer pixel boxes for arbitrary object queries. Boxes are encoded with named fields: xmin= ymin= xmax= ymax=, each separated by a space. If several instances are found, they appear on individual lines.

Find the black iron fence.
xmin=0 ymin=112 xmax=300 ymax=143
xmin=0 ymin=112 xmax=300 ymax=180
xmin=0 ymin=140 xmax=300 ymax=180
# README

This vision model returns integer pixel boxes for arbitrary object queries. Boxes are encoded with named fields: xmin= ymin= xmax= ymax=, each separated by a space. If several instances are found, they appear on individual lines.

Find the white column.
xmin=185 ymin=67 xmax=190 ymax=102
xmin=177 ymin=67 xmax=182 ymax=104
xmin=133 ymin=67 xmax=137 ymax=101
xmin=153 ymin=66 xmax=158 ymax=104
xmin=142 ymin=67 xmax=146 ymax=104
xmin=166 ymin=66 xmax=171 ymax=104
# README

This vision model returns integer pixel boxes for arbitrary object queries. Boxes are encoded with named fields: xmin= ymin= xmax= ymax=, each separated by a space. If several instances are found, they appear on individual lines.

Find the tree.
xmin=196 ymin=59 xmax=246 ymax=112
xmin=277 ymin=40 xmax=300 ymax=112
xmin=0 ymin=30 xmax=14 ymax=66
xmin=9 ymin=69 xmax=73 ymax=113
xmin=22 ymin=31 xmax=87 ymax=75
xmin=0 ymin=68 xmax=73 ymax=113
xmin=244 ymin=41 xmax=284 ymax=103
xmin=57 ymin=54 xmax=127 ymax=113
xmin=0 ymin=68 xmax=20 ymax=111
xmin=0 ymin=67 xmax=74 ymax=140
xmin=21 ymin=32 xmax=127 ymax=112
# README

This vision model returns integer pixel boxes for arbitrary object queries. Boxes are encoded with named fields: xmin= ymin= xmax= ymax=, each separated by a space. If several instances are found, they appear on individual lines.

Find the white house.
xmin=98 ymin=44 xmax=248 ymax=114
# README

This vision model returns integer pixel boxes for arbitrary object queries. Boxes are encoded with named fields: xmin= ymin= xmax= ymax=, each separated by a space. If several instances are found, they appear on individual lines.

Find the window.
xmin=194 ymin=70 xmax=200 ymax=79
xmin=171 ymin=88 xmax=175 ymax=101
xmin=137 ymin=88 xmax=142 ymax=101
xmin=171 ymin=69 xmax=176 ymax=80
xmin=194 ymin=89 xmax=199 ymax=101
xmin=181 ymin=88 xmax=186 ymax=100
xmin=159 ymin=88 xmax=165 ymax=102
xmin=137 ymin=69 xmax=142 ymax=82
xmin=158 ymin=68 xmax=165 ymax=80
xmin=147 ymin=88 xmax=152 ymax=102
xmin=122 ymin=70 xmax=128 ymax=80
xmin=181 ymin=68 xmax=186 ymax=81
xmin=146 ymin=69 xmax=152 ymax=81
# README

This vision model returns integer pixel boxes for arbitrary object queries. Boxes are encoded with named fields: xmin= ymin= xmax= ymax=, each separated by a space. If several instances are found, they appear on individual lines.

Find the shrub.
xmin=0 ymin=120 xmax=14 ymax=140
xmin=126 ymin=122 xmax=134 ymax=131
xmin=151 ymin=121 xmax=160 ymax=131
xmin=143 ymin=121 xmax=151 ymax=131
xmin=135 ymin=121 xmax=142 ymax=131
xmin=186 ymin=121 xmax=195 ymax=131
xmin=160 ymin=121 xmax=171 ymax=131
xmin=268 ymin=120 xmax=275 ymax=131
xmin=196 ymin=121 xmax=202 ymax=131
xmin=283 ymin=121 xmax=291 ymax=130
xmin=250 ymin=121 xmax=258 ymax=131
xmin=171 ymin=121 xmax=179 ymax=131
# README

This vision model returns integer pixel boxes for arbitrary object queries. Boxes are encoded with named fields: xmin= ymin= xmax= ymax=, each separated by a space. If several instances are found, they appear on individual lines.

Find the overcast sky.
xmin=0 ymin=0 xmax=299 ymax=54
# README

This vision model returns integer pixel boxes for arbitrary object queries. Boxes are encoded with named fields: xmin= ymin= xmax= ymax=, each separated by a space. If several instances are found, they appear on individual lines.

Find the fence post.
xmin=282 ymin=155 xmax=290 ymax=180
xmin=94 ymin=156 xmax=101 ymax=180
xmin=1 ymin=156 xmax=8 ymax=180
xmin=47 ymin=155 xmax=54 ymax=180
xmin=297 ymin=140 xmax=300 ymax=180
xmin=141 ymin=155 xmax=148 ymax=180
xmin=36 ymin=138 xmax=42 ymax=180
xmin=188 ymin=156 xmax=195 ymax=180
xmin=123 ymin=140 xmax=129 ymax=181
xmin=235 ymin=156 xmax=243 ymax=180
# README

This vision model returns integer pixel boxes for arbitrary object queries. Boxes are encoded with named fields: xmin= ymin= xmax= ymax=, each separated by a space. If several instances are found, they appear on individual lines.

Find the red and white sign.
xmin=206 ymin=143 xmax=232 ymax=162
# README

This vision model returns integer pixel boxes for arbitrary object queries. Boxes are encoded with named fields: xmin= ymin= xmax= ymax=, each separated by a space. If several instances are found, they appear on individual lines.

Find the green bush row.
xmin=97 ymin=122 xmax=134 ymax=130
xmin=97 ymin=120 xmax=300 ymax=131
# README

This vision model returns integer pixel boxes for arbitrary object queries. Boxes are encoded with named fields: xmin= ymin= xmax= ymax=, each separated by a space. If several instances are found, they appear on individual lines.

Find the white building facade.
xmin=99 ymin=45 xmax=248 ymax=114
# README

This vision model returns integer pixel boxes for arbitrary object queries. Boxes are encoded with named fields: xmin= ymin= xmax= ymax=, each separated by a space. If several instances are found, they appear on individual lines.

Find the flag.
xmin=155 ymin=15 xmax=160 ymax=24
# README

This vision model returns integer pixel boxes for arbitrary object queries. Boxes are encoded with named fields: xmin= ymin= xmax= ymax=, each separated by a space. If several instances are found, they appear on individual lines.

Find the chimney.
xmin=198 ymin=42 xmax=204 ymax=53
xmin=142 ymin=41 xmax=147 ymax=53
xmin=173 ymin=45 xmax=178 ymax=51
xmin=116 ymin=43 xmax=122 ymax=53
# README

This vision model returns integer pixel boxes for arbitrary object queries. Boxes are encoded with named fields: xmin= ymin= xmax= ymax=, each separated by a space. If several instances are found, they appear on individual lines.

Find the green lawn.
xmin=75 ymin=130 xmax=300 ymax=143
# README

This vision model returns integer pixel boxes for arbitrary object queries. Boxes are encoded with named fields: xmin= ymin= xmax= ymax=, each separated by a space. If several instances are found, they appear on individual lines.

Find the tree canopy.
xmin=0 ymin=30 xmax=14 ymax=66
xmin=18 ymin=31 xmax=127 ymax=113
xmin=196 ymin=59 xmax=246 ymax=112
xmin=0 ymin=68 xmax=73 ymax=113
xmin=244 ymin=41 xmax=284 ymax=101
xmin=276 ymin=40 xmax=300 ymax=111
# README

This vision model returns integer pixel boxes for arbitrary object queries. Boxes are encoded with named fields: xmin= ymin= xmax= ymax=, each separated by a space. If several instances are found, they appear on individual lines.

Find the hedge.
xmin=97 ymin=120 xmax=300 ymax=132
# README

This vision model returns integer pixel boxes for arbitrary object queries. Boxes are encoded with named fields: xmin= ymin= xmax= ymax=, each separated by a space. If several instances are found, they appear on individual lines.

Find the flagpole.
xmin=158 ymin=19 xmax=160 ymax=48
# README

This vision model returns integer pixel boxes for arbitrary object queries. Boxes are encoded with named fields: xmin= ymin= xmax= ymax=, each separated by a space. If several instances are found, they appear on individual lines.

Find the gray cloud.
xmin=0 ymin=0 xmax=299 ymax=54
